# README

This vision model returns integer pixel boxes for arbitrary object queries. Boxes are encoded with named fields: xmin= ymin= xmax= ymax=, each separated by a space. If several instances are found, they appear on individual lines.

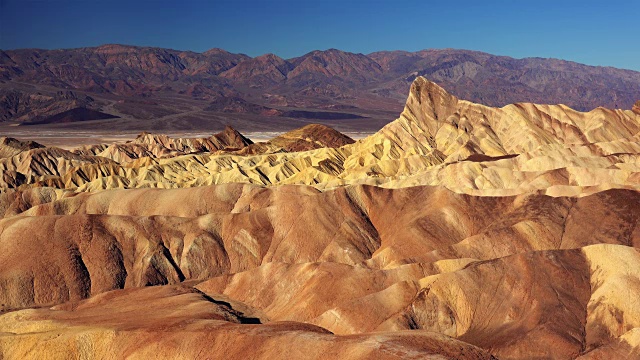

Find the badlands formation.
xmin=0 ymin=77 xmax=639 ymax=359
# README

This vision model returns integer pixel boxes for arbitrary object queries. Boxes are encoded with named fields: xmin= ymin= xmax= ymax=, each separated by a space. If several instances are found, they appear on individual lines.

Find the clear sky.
xmin=1 ymin=0 xmax=638 ymax=71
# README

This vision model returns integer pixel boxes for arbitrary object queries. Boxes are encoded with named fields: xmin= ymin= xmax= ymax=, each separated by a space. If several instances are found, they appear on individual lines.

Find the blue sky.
xmin=1 ymin=0 xmax=638 ymax=71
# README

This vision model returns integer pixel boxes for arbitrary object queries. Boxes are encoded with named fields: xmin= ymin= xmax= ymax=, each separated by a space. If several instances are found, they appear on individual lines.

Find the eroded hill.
xmin=0 ymin=77 xmax=639 ymax=359
xmin=2 ymin=77 xmax=639 ymax=196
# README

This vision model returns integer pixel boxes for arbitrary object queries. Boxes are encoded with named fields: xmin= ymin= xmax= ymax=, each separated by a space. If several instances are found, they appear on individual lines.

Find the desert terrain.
xmin=0 ymin=76 xmax=639 ymax=359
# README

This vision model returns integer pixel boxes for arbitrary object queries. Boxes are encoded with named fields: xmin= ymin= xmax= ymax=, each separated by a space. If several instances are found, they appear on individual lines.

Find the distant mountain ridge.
xmin=1 ymin=44 xmax=639 ymax=131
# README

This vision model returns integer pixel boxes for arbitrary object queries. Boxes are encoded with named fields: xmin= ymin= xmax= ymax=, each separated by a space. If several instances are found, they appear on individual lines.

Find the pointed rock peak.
xmin=0 ymin=136 xmax=46 ymax=159
xmin=633 ymin=100 xmax=640 ymax=115
xmin=202 ymin=48 xmax=250 ymax=59
xmin=256 ymin=53 xmax=284 ymax=62
xmin=317 ymin=48 xmax=344 ymax=55
xmin=222 ymin=124 xmax=238 ymax=133
xmin=269 ymin=124 xmax=354 ymax=151
xmin=279 ymin=123 xmax=352 ymax=141
xmin=203 ymin=48 xmax=230 ymax=55
xmin=220 ymin=125 xmax=245 ymax=139
xmin=298 ymin=123 xmax=339 ymax=131
xmin=1 ymin=136 xmax=44 ymax=148
xmin=392 ymin=76 xmax=461 ymax=137
xmin=133 ymin=132 xmax=170 ymax=146
xmin=301 ymin=48 xmax=363 ymax=59
xmin=407 ymin=76 xmax=458 ymax=109
xmin=213 ymin=125 xmax=254 ymax=147
xmin=136 ymin=131 xmax=151 ymax=139
xmin=0 ymin=137 xmax=45 ymax=152
xmin=411 ymin=76 xmax=452 ymax=97
xmin=241 ymin=53 xmax=290 ymax=68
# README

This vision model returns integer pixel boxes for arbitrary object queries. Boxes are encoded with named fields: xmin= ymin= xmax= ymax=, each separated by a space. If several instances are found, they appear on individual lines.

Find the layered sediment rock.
xmin=1 ymin=77 xmax=639 ymax=359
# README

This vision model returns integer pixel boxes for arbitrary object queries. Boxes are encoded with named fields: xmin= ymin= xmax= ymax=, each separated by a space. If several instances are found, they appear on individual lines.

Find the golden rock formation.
xmin=2 ymin=77 xmax=638 ymax=195
xmin=1 ymin=77 xmax=639 ymax=359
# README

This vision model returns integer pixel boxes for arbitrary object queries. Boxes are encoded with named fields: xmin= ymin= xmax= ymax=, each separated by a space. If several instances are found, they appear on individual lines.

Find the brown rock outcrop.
xmin=0 ymin=136 xmax=44 ymax=158
xmin=238 ymin=123 xmax=355 ymax=154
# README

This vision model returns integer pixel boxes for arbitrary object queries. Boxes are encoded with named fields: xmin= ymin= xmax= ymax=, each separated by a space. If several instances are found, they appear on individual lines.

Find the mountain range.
xmin=2 ymin=44 xmax=640 ymax=132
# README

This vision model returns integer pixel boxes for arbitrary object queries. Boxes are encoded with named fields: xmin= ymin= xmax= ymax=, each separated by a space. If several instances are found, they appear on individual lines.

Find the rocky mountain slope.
xmin=2 ymin=77 xmax=638 ymax=196
xmin=0 ymin=77 xmax=639 ymax=359
xmin=1 ymin=45 xmax=639 ymax=132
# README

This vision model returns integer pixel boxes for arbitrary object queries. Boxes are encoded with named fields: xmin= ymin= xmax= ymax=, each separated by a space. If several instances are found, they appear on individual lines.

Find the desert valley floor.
xmin=1 ymin=77 xmax=640 ymax=359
